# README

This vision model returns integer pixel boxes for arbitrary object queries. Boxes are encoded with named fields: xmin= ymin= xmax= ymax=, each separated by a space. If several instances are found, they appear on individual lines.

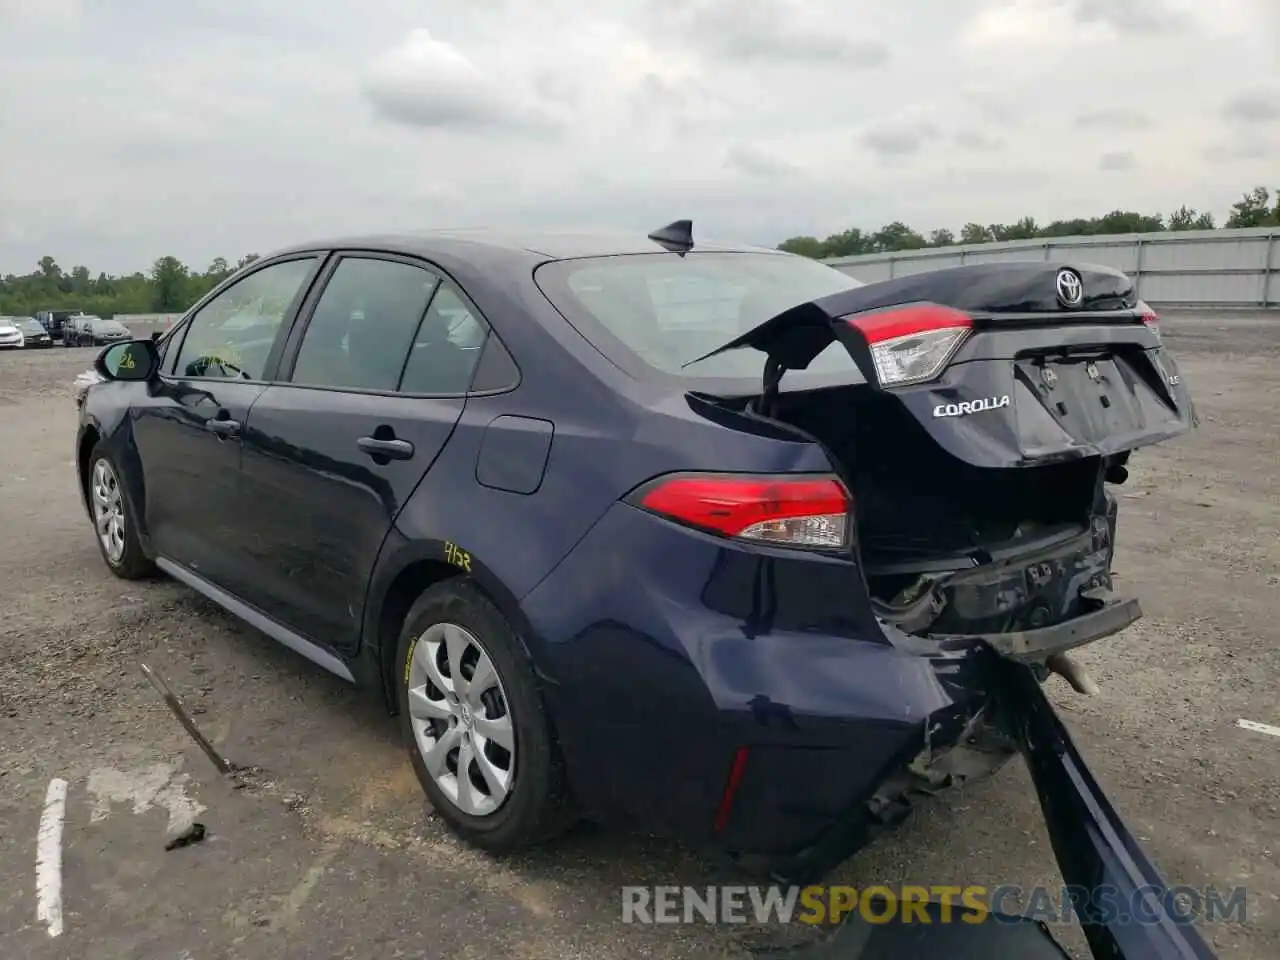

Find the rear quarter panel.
xmin=376 ymin=263 xmax=837 ymax=649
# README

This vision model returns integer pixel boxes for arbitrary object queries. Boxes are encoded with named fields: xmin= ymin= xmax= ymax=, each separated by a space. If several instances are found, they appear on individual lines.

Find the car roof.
xmin=267 ymin=228 xmax=785 ymax=264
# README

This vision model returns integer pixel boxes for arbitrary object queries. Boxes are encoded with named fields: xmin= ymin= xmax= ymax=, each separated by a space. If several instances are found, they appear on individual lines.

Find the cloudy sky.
xmin=1 ymin=0 xmax=1276 ymax=274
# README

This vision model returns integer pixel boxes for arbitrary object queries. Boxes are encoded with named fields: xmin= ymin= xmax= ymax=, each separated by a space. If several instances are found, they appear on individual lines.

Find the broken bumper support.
xmin=996 ymin=656 xmax=1218 ymax=959
xmin=971 ymin=596 xmax=1143 ymax=661
xmin=763 ymin=655 xmax=1219 ymax=960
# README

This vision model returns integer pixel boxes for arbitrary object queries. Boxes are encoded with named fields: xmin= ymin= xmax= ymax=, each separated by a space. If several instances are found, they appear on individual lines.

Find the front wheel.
xmin=395 ymin=580 xmax=576 ymax=852
xmin=87 ymin=447 xmax=154 ymax=579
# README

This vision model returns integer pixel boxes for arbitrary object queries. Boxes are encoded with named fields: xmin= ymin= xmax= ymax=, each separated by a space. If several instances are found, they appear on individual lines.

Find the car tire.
xmin=395 ymin=579 xmax=576 ymax=852
xmin=87 ymin=445 xmax=155 ymax=580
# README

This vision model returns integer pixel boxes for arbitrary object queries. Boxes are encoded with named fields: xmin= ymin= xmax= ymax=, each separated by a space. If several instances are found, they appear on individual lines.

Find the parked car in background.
xmin=0 ymin=317 xmax=23 ymax=349
xmin=35 ymin=309 xmax=84 ymax=342
xmin=72 ymin=226 xmax=1197 ymax=884
xmin=62 ymin=315 xmax=92 ymax=346
xmin=64 ymin=315 xmax=129 ymax=347
xmin=14 ymin=316 xmax=53 ymax=347
xmin=78 ymin=316 xmax=133 ymax=347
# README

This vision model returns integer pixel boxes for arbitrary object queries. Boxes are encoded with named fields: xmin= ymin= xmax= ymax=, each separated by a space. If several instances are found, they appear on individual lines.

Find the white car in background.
xmin=0 ymin=317 xmax=25 ymax=349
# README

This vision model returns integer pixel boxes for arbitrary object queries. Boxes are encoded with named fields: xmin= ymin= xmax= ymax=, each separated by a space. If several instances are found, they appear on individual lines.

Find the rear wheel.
xmin=395 ymin=580 xmax=575 ymax=851
xmin=88 ymin=447 xmax=154 ymax=579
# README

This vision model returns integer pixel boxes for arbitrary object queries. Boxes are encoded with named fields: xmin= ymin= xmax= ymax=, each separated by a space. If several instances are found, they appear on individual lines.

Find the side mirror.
xmin=95 ymin=339 xmax=159 ymax=382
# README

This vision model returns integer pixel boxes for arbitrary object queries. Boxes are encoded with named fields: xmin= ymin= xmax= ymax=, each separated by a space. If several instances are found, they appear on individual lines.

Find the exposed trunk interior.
xmin=765 ymin=385 xmax=1117 ymax=636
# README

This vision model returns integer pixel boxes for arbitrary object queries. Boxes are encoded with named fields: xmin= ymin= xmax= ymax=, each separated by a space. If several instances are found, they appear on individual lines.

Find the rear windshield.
xmin=535 ymin=252 xmax=863 ymax=382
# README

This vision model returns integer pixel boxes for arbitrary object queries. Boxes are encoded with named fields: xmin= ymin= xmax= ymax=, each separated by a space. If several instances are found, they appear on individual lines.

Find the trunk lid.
xmin=691 ymin=262 xmax=1197 ymax=469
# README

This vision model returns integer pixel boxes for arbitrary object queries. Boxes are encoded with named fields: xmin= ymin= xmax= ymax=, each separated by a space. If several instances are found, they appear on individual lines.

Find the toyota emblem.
xmin=1055 ymin=268 xmax=1084 ymax=308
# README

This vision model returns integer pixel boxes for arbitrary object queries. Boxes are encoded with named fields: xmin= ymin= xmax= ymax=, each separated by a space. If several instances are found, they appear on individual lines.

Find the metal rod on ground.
xmin=139 ymin=663 xmax=234 ymax=776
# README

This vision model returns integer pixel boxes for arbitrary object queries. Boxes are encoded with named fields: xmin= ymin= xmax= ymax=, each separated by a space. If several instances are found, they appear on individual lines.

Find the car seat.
xmin=398 ymin=297 xmax=474 ymax=394
xmin=293 ymin=300 xmax=356 ymax=387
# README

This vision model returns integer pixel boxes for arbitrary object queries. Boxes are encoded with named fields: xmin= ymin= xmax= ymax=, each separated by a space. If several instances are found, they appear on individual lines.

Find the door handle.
xmin=357 ymin=436 xmax=415 ymax=461
xmin=208 ymin=418 xmax=240 ymax=437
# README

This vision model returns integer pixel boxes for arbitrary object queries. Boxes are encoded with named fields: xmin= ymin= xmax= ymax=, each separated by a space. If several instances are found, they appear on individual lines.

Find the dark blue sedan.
xmin=74 ymin=223 xmax=1195 ymax=880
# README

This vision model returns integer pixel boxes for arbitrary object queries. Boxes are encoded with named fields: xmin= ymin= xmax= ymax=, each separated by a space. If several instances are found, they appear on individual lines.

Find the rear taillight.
xmin=630 ymin=473 xmax=850 ymax=549
xmin=1136 ymin=301 xmax=1162 ymax=343
xmin=842 ymin=303 xmax=972 ymax=387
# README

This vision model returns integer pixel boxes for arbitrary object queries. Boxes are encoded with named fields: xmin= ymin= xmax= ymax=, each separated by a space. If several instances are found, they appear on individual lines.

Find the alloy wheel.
xmin=90 ymin=459 xmax=126 ymax=564
xmin=406 ymin=622 xmax=516 ymax=817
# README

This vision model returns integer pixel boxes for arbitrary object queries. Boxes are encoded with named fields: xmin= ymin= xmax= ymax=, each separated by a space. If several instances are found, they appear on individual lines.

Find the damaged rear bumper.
xmin=947 ymin=593 xmax=1142 ymax=662
xmin=753 ymin=594 xmax=1145 ymax=883
xmin=758 ymin=660 xmax=1218 ymax=960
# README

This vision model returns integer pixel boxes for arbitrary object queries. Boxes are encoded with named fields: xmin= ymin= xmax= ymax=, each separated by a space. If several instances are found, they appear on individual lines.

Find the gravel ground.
xmin=0 ymin=316 xmax=1277 ymax=959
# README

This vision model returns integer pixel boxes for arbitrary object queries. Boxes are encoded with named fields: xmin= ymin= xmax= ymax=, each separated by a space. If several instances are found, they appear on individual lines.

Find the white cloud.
xmin=1222 ymin=90 xmax=1280 ymax=123
xmin=0 ymin=0 xmax=80 ymax=26
xmin=960 ymin=0 xmax=1103 ymax=48
xmin=362 ymin=28 xmax=562 ymax=133
xmin=1099 ymin=151 xmax=1137 ymax=172
xmin=641 ymin=0 xmax=890 ymax=65
xmin=725 ymin=144 xmax=800 ymax=178
xmin=0 ymin=0 xmax=1277 ymax=273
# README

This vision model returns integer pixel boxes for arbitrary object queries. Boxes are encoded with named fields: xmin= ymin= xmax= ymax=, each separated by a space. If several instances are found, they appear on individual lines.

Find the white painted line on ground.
xmin=36 ymin=778 xmax=69 ymax=937
xmin=1236 ymin=719 xmax=1280 ymax=738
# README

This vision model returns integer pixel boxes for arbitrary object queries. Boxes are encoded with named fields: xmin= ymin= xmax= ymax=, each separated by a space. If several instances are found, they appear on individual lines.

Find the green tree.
xmin=0 ymin=252 xmax=264 ymax=318
xmin=822 ymin=229 xmax=875 ymax=257
xmin=959 ymin=223 xmax=992 ymax=244
xmin=777 ymin=236 xmax=828 ymax=258
xmin=151 ymin=256 xmax=191 ymax=311
xmin=1225 ymin=187 xmax=1274 ymax=228
xmin=872 ymin=222 xmax=926 ymax=252
xmin=988 ymin=217 xmax=1039 ymax=241
xmin=928 ymin=228 xmax=955 ymax=247
xmin=1168 ymin=206 xmax=1215 ymax=230
xmin=1092 ymin=210 xmax=1164 ymax=234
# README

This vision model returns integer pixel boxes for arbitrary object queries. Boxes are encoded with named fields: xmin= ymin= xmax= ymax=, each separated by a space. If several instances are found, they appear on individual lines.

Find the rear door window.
xmin=398 ymin=280 xmax=489 ymax=395
xmin=289 ymin=257 xmax=441 ymax=392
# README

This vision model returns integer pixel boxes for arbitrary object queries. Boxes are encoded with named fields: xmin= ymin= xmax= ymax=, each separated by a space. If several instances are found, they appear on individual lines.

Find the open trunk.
xmin=771 ymin=383 xmax=1123 ymax=639
xmin=694 ymin=261 xmax=1197 ymax=647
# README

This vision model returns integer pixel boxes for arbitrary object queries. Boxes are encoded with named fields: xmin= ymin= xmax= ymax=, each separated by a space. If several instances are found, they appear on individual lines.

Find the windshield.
xmin=535 ymin=252 xmax=863 ymax=381
xmin=91 ymin=319 xmax=126 ymax=332
xmin=18 ymin=318 xmax=44 ymax=333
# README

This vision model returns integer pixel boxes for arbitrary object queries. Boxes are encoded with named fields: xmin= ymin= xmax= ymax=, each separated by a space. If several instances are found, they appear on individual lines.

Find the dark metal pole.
xmin=139 ymin=663 xmax=235 ymax=776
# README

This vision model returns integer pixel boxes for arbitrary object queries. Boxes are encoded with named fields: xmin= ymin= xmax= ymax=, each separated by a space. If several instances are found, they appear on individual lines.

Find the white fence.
xmin=824 ymin=226 xmax=1280 ymax=309
xmin=113 ymin=313 xmax=182 ymax=327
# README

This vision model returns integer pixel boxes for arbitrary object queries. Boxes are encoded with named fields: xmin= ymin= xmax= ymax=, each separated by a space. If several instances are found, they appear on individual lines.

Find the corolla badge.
xmin=933 ymin=395 xmax=1012 ymax=418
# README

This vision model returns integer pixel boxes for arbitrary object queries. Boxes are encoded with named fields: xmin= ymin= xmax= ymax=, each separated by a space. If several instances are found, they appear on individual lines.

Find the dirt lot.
xmin=1 ymin=317 xmax=1277 ymax=960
